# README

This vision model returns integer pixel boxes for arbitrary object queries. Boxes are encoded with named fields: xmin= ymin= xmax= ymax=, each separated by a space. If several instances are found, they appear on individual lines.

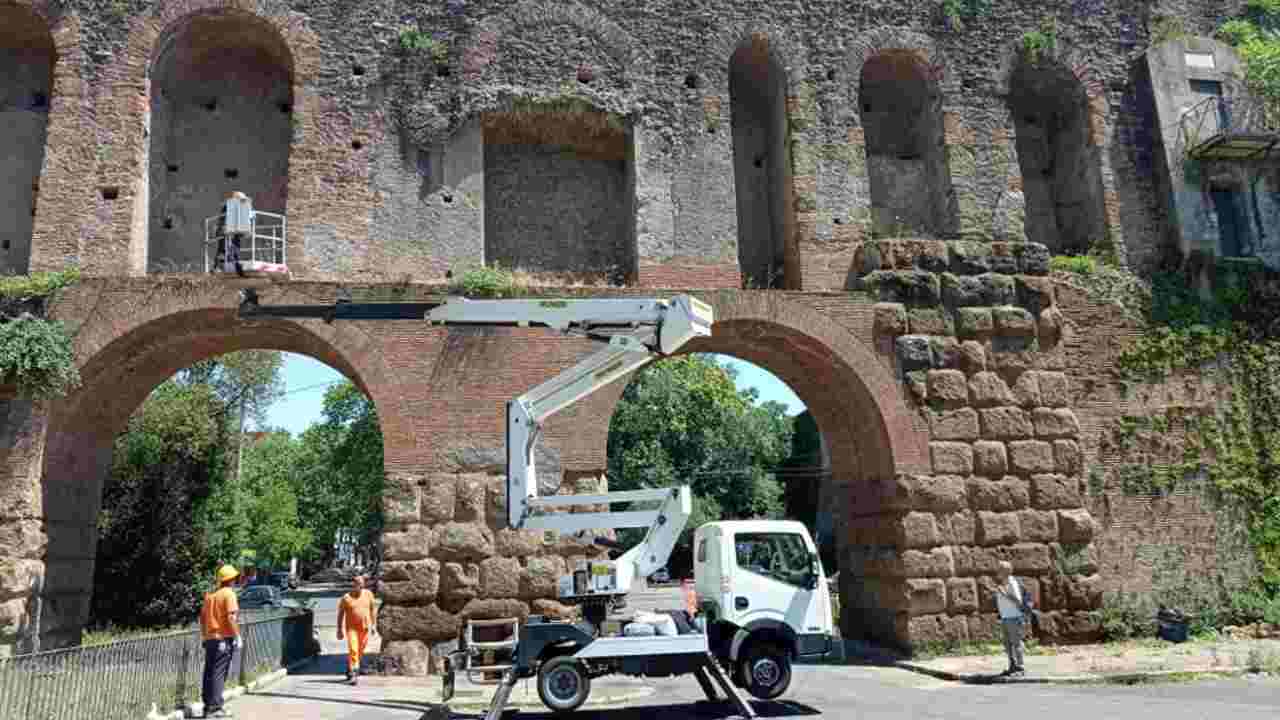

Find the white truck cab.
xmin=694 ymin=520 xmax=835 ymax=699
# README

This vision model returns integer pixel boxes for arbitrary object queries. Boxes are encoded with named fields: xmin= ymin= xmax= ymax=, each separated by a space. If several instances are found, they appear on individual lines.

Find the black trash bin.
xmin=1157 ymin=608 xmax=1189 ymax=643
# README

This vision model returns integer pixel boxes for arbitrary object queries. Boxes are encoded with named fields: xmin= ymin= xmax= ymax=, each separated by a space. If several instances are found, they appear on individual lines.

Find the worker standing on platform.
xmin=200 ymin=565 xmax=242 ymax=718
xmin=337 ymin=575 xmax=378 ymax=685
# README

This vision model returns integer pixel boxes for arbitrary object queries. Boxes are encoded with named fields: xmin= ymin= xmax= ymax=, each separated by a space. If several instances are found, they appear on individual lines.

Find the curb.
xmin=166 ymin=653 xmax=318 ymax=719
xmin=895 ymin=661 xmax=1258 ymax=686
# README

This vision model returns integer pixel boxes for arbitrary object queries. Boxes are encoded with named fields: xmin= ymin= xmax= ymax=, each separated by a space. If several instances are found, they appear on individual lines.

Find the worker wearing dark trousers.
xmin=200 ymin=565 xmax=242 ymax=718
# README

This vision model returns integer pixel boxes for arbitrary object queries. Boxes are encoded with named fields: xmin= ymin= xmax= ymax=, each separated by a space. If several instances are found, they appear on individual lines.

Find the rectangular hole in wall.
xmin=101 ymin=187 xmax=120 ymax=201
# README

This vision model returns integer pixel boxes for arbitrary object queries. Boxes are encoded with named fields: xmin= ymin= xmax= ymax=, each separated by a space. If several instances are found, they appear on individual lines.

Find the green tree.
xmin=239 ymin=432 xmax=313 ymax=568
xmin=606 ymin=355 xmax=794 ymax=552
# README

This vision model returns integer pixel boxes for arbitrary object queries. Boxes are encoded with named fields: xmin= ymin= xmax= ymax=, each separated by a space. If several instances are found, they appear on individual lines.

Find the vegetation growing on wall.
xmin=1113 ymin=263 xmax=1280 ymax=604
xmin=1218 ymin=0 xmax=1280 ymax=123
xmin=0 ymin=269 xmax=81 ymax=398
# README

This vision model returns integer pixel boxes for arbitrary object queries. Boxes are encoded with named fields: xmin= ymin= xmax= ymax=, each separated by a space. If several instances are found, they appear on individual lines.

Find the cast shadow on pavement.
xmin=286 ymin=653 xmax=352 ymax=677
xmin=444 ymin=699 xmax=822 ymax=719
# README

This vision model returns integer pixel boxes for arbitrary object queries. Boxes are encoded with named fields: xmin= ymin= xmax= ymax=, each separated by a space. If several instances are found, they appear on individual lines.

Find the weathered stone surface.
xmin=421 ymin=474 xmax=457 ymax=523
xmin=1011 ymin=372 xmax=1041 ymax=407
xmin=1052 ymin=439 xmax=1082 ymax=474
xmin=459 ymin=598 xmax=530 ymax=623
xmin=972 ymin=441 xmax=1008 ymax=476
xmin=953 ymin=546 xmax=1004 ymax=576
xmin=454 ymin=474 xmax=488 ymax=522
xmin=383 ymin=474 xmax=421 ymax=524
xmin=1016 ymin=244 xmax=1052 ymax=275
xmin=0 ymin=559 xmax=43 ymax=599
xmin=937 ymin=511 xmax=976 ymax=545
xmin=969 ymin=372 xmax=1015 ymax=407
xmin=0 ymin=521 xmax=46 ymax=561
xmin=977 ymin=511 xmax=1021 ymax=546
xmin=946 ymin=577 xmax=979 ymax=613
xmin=1008 ymin=543 xmax=1052 ymax=574
xmin=1031 ymin=474 xmax=1081 ymax=510
xmin=909 ymin=307 xmax=953 ymax=335
xmin=1039 ymin=307 xmax=1065 ymax=343
xmin=958 ymin=340 xmax=987 ymax=373
xmin=1018 ymin=510 xmax=1059 ymax=543
xmin=896 ymin=335 xmax=934 ymax=372
xmin=915 ymin=475 xmax=967 ymax=512
xmin=479 ymin=556 xmax=521 ymax=599
xmin=905 ymin=613 xmax=970 ymax=646
xmin=894 ymin=512 xmax=940 ymax=549
xmin=966 ymin=477 xmax=1030 ymax=512
xmin=980 ymin=407 xmax=1033 ymax=439
xmin=993 ymin=306 xmax=1036 ymax=335
xmin=949 ymin=243 xmax=992 ymax=274
xmin=383 ymin=524 xmax=432 ymax=561
xmin=380 ymin=559 xmax=441 ymax=605
xmin=433 ymin=523 xmax=494 ymax=562
xmin=967 ymin=612 xmax=1002 ymax=642
xmin=519 ymin=555 xmax=565 ymax=600
xmin=955 ymin=306 xmax=993 ymax=336
xmin=943 ymin=273 xmax=986 ymax=307
xmin=906 ymin=578 xmax=947 ymax=616
xmin=494 ymin=528 xmax=544 ymax=557
xmin=931 ymin=443 xmax=973 ymax=477
xmin=0 ymin=597 xmax=28 ymax=634
xmin=1016 ymin=275 xmax=1055 ymax=313
xmin=929 ymin=336 xmax=963 ymax=369
xmin=874 ymin=302 xmax=907 ymax=335
xmin=927 ymin=370 xmax=969 ymax=406
xmin=1057 ymin=509 xmax=1098 ymax=542
xmin=930 ymin=408 xmax=979 ymax=440
xmin=1036 ymin=372 xmax=1070 ymax=407
xmin=1050 ymin=542 xmax=1101 ymax=575
xmin=1008 ymin=440 xmax=1055 ymax=474
xmin=905 ymin=370 xmax=928 ymax=402
xmin=979 ymin=274 xmax=1016 ymax=305
xmin=381 ymin=603 xmax=459 ymax=643
xmin=439 ymin=562 xmax=479 ymax=602
xmin=380 ymin=640 xmax=431 ymax=676
xmin=1032 ymin=408 xmax=1080 ymax=439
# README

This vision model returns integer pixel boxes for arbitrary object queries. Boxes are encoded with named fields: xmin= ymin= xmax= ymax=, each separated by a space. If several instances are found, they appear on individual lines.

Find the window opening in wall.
xmin=1007 ymin=60 xmax=1107 ymax=254
xmin=1185 ymin=52 xmax=1216 ymax=70
xmin=147 ymin=13 xmax=294 ymax=273
xmin=729 ymin=33 xmax=799 ymax=290
xmin=1210 ymin=185 xmax=1247 ymax=258
xmin=858 ymin=50 xmax=952 ymax=238
xmin=482 ymin=103 xmax=637 ymax=284
xmin=102 ymin=187 xmax=120 ymax=200
xmin=1 ymin=5 xmax=56 ymax=275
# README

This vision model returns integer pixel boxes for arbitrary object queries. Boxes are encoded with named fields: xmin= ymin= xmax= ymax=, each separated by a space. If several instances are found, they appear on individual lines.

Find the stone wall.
xmin=0 ymin=5 xmax=54 ymax=276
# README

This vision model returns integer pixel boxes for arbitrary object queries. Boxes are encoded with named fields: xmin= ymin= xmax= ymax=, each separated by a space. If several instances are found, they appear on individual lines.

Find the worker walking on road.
xmin=337 ymin=575 xmax=378 ymax=685
xmin=200 ymin=565 xmax=242 ymax=718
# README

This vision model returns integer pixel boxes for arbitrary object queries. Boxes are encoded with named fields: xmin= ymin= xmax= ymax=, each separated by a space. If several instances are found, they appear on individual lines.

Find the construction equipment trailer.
xmin=238 ymin=288 xmax=836 ymax=718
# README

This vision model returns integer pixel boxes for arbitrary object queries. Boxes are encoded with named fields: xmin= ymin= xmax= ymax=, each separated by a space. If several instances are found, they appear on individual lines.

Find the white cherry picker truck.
xmin=238 ymin=289 xmax=836 ymax=718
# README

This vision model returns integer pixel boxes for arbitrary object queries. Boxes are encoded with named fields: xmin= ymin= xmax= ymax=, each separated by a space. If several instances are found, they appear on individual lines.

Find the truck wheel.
xmin=537 ymin=655 xmax=592 ymax=713
xmin=738 ymin=643 xmax=792 ymax=700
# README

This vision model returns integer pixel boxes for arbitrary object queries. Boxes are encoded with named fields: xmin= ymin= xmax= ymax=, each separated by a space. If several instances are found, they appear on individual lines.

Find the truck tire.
xmin=738 ymin=643 xmax=792 ymax=700
xmin=537 ymin=655 xmax=592 ymax=713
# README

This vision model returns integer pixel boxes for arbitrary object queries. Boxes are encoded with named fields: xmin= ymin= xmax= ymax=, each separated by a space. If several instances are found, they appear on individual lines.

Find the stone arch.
xmin=701 ymin=22 xmax=808 ymax=90
xmin=93 ymin=1 xmax=319 ymax=276
xmin=604 ymin=291 xmax=929 ymax=645
xmin=997 ymin=47 xmax=1108 ymax=254
xmin=32 ymin=282 xmax=399 ymax=649
xmin=847 ymin=28 xmax=955 ymax=238
xmin=0 ymin=1 xmax=64 ymax=275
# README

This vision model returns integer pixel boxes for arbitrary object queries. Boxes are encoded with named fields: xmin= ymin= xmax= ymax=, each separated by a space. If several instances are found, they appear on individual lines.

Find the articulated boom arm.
xmin=238 ymin=289 xmax=712 ymax=582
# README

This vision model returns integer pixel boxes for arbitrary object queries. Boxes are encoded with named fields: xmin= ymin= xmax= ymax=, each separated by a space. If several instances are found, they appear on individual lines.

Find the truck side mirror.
xmin=805 ymin=557 xmax=820 ymax=590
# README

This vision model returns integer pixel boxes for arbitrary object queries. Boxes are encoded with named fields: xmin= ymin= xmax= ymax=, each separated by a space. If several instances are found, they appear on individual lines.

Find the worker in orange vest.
xmin=199 ymin=565 xmax=242 ymax=718
xmin=337 ymin=574 xmax=378 ymax=685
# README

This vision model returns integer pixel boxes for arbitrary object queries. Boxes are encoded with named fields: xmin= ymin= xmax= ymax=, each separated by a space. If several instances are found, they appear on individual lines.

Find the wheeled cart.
xmin=443 ymin=614 xmax=758 ymax=719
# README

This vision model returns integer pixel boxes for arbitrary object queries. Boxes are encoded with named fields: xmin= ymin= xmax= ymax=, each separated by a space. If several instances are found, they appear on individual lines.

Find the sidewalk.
xmin=225 ymin=638 xmax=657 ymax=719
xmin=897 ymin=637 xmax=1280 ymax=685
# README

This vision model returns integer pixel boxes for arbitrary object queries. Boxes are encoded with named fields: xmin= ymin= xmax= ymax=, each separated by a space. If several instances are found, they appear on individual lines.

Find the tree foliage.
xmin=606 ymin=355 xmax=794 ymax=551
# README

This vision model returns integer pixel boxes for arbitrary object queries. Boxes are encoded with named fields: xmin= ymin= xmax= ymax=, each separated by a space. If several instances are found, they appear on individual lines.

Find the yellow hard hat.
xmin=217 ymin=565 xmax=240 ymax=583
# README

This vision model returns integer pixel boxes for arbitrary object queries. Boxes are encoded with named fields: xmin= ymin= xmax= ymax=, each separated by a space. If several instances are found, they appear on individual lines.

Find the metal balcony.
xmin=1181 ymin=94 xmax=1280 ymax=161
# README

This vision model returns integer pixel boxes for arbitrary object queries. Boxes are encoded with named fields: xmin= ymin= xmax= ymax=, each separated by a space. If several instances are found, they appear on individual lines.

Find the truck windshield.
xmin=734 ymin=532 xmax=811 ymax=588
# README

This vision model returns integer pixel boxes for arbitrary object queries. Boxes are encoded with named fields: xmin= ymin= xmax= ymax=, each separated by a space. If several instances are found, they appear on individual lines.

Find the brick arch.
xmin=460 ymin=0 xmax=644 ymax=82
xmin=701 ymin=23 xmax=808 ymax=90
xmin=34 ymin=282 xmax=401 ymax=647
xmin=845 ymin=26 xmax=952 ymax=113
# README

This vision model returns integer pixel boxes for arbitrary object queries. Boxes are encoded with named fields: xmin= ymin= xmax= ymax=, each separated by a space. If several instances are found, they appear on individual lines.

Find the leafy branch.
xmin=0 ymin=269 xmax=82 ymax=398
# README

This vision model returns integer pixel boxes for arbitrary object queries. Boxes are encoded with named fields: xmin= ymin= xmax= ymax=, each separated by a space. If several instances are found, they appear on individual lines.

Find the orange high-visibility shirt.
xmin=339 ymin=589 xmax=376 ymax=631
xmin=200 ymin=587 xmax=240 ymax=641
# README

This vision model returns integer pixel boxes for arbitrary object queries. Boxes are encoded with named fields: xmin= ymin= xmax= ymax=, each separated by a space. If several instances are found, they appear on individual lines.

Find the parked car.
xmin=649 ymin=567 xmax=671 ymax=584
xmin=238 ymin=585 xmax=285 ymax=609
xmin=268 ymin=571 xmax=296 ymax=590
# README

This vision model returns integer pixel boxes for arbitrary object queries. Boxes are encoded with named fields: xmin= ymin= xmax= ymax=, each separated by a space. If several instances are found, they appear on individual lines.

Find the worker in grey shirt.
xmin=994 ymin=561 xmax=1031 ymax=677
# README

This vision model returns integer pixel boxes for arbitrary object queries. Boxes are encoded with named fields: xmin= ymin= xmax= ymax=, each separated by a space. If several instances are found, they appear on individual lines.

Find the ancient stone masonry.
xmin=841 ymin=239 xmax=1103 ymax=646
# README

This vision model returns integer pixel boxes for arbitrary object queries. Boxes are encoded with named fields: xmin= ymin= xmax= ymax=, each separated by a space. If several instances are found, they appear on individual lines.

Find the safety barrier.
xmin=0 ymin=608 xmax=314 ymax=720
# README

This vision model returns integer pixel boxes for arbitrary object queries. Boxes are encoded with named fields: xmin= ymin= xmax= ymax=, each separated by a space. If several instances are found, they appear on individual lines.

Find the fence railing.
xmin=1180 ymin=94 xmax=1280 ymax=159
xmin=0 ymin=608 xmax=314 ymax=720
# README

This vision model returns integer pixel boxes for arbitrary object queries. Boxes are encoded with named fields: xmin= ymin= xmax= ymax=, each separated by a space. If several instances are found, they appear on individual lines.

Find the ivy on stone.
xmin=0 ymin=269 xmax=82 ymax=398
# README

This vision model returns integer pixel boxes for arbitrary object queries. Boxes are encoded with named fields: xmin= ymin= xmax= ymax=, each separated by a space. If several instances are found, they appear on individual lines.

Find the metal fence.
xmin=0 ymin=609 xmax=314 ymax=720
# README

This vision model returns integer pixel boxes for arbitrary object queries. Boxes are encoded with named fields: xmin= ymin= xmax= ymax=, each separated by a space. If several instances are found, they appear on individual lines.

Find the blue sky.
xmin=261 ymin=352 xmax=806 ymax=435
